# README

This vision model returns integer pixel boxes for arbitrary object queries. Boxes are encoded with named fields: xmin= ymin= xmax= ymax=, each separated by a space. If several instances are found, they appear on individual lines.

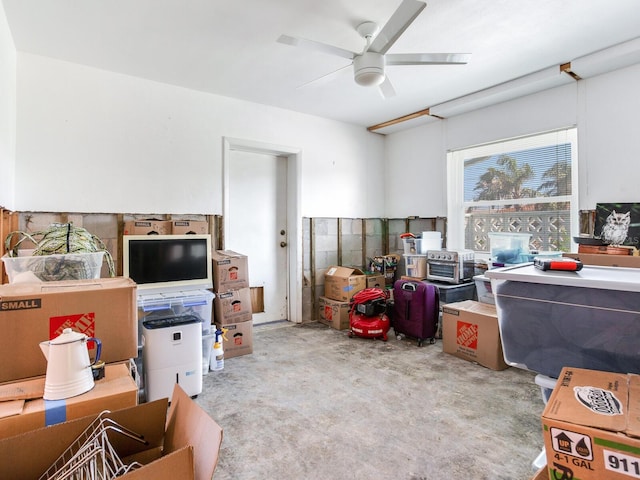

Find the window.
xmin=447 ymin=128 xmax=578 ymax=255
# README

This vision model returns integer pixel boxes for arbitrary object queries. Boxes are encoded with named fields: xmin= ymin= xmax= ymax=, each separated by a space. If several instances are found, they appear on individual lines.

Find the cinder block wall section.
xmin=302 ymin=217 xmax=447 ymax=322
xmin=0 ymin=212 xmax=220 ymax=281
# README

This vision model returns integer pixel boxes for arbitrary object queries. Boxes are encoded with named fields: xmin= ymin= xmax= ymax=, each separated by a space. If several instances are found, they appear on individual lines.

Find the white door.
xmin=227 ymin=150 xmax=288 ymax=324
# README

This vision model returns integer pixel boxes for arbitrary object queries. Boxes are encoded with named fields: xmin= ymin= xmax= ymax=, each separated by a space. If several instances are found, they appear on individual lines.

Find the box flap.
xmin=627 ymin=374 xmax=640 ymax=438
xmin=325 ymin=266 xmax=364 ymax=278
xmin=543 ymin=367 xmax=628 ymax=434
xmin=213 ymin=250 xmax=246 ymax=259
xmin=122 ymin=446 xmax=195 ymax=479
xmin=164 ymin=384 xmax=223 ymax=480
xmin=0 ymin=399 xmax=24 ymax=419
xmin=442 ymin=300 xmax=496 ymax=317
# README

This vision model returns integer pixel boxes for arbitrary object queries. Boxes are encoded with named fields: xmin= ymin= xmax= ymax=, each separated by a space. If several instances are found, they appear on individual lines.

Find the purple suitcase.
xmin=391 ymin=279 xmax=439 ymax=346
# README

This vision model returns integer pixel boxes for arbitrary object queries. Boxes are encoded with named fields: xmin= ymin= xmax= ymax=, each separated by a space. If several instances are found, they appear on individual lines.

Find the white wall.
xmin=578 ymin=63 xmax=640 ymax=205
xmin=385 ymin=63 xmax=640 ymax=217
xmin=14 ymin=53 xmax=386 ymax=217
xmin=0 ymin=6 xmax=16 ymax=210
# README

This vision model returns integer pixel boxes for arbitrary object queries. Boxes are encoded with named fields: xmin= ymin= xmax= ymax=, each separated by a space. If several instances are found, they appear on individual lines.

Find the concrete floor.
xmin=196 ymin=321 xmax=545 ymax=480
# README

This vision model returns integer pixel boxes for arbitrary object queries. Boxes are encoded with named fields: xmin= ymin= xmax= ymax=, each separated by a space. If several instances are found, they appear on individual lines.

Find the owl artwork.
xmin=600 ymin=210 xmax=631 ymax=246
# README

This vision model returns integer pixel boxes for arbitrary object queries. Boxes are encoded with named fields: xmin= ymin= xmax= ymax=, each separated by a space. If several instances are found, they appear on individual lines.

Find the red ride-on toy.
xmin=348 ymin=288 xmax=391 ymax=341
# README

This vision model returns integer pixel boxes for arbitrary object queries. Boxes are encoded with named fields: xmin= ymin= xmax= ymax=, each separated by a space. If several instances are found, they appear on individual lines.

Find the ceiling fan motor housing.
xmin=354 ymin=52 xmax=385 ymax=86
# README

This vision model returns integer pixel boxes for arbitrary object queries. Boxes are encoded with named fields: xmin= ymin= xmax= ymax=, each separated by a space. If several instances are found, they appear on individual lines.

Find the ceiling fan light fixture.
xmin=353 ymin=52 xmax=385 ymax=87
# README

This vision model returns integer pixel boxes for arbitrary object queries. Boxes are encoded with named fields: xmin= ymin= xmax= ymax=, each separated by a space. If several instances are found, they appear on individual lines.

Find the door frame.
xmin=222 ymin=137 xmax=303 ymax=323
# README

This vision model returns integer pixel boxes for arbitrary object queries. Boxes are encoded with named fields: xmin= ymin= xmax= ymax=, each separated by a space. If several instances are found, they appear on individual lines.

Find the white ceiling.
xmin=3 ymin=0 xmax=640 ymax=130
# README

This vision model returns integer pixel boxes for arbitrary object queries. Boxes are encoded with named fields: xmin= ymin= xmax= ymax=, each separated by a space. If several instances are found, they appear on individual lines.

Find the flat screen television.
xmin=123 ymin=234 xmax=213 ymax=294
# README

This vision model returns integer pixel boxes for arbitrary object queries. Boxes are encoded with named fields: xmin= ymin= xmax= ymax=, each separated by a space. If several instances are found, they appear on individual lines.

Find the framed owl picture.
xmin=595 ymin=203 xmax=640 ymax=248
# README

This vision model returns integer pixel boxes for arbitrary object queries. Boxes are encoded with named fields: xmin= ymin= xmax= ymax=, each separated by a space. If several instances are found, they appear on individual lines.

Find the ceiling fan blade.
xmin=297 ymin=63 xmax=353 ymax=89
xmin=368 ymin=0 xmax=426 ymax=55
xmin=378 ymin=76 xmax=397 ymax=99
xmin=277 ymin=34 xmax=355 ymax=60
xmin=386 ymin=53 xmax=471 ymax=66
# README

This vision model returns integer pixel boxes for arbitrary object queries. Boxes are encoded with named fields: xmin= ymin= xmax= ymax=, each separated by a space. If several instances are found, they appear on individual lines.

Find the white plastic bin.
xmin=402 ymin=237 xmax=417 ymax=254
xmin=486 ymin=264 xmax=640 ymax=378
xmin=403 ymin=254 xmax=427 ymax=278
xmin=473 ymin=274 xmax=495 ymax=304
xmin=137 ymin=289 xmax=215 ymax=347
xmin=489 ymin=232 xmax=532 ymax=265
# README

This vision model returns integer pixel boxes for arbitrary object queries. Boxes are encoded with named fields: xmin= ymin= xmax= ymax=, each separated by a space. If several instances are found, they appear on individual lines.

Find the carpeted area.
xmin=196 ymin=321 xmax=545 ymax=480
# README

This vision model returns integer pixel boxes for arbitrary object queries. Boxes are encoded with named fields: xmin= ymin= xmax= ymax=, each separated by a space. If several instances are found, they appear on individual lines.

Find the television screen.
xmin=123 ymin=234 xmax=213 ymax=293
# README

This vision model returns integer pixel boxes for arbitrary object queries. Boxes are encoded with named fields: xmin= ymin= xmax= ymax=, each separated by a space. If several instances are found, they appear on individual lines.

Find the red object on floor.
xmin=348 ymin=288 xmax=390 ymax=341
xmin=349 ymin=311 xmax=390 ymax=341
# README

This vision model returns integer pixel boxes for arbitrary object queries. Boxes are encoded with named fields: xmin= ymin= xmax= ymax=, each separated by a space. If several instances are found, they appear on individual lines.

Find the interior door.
xmin=227 ymin=150 xmax=288 ymax=324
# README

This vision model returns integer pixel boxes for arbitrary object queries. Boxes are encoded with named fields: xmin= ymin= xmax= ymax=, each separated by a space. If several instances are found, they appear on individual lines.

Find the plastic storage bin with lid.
xmin=403 ymin=254 xmax=427 ymax=278
xmin=486 ymin=263 xmax=640 ymax=379
xmin=2 ymin=251 xmax=105 ymax=283
xmin=489 ymin=232 xmax=532 ymax=266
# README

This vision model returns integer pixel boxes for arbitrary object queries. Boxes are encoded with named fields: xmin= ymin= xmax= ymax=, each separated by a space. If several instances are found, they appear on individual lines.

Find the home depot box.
xmin=214 ymin=287 xmax=252 ymax=325
xmin=318 ymin=296 xmax=350 ymax=330
xmin=123 ymin=220 xmax=172 ymax=235
xmin=441 ymin=300 xmax=509 ymax=371
xmin=0 ymin=363 xmax=138 ymax=440
xmin=541 ymin=367 xmax=640 ymax=480
xmin=171 ymin=220 xmax=209 ymax=235
xmin=324 ymin=266 xmax=367 ymax=302
xmin=217 ymin=321 xmax=253 ymax=359
xmin=0 ymin=384 xmax=223 ymax=480
xmin=563 ymin=252 xmax=640 ymax=269
xmin=0 ymin=277 xmax=137 ymax=383
xmin=212 ymin=250 xmax=249 ymax=291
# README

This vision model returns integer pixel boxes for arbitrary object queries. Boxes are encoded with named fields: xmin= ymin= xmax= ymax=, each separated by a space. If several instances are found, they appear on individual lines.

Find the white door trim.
xmin=222 ymin=137 xmax=303 ymax=323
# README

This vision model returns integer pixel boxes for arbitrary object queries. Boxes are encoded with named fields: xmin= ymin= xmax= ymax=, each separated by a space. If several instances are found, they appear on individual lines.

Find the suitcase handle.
xmin=401 ymin=282 xmax=417 ymax=292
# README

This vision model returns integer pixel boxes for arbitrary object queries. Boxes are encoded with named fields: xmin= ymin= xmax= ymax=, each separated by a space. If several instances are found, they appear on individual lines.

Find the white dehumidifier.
xmin=142 ymin=314 xmax=202 ymax=403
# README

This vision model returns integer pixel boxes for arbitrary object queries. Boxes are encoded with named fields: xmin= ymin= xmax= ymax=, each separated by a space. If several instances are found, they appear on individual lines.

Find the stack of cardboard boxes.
xmin=0 ymin=276 xmax=224 ymax=478
xmin=319 ymin=266 xmax=385 ymax=330
xmin=0 ymin=277 xmax=140 ymax=439
xmin=123 ymin=219 xmax=209 ymax=235
xmin=211 ymin=250 xmax=253 ymax=358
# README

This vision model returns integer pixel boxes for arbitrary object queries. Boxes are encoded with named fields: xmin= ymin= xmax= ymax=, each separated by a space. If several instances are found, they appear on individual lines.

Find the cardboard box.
xmin=0 ymin=363 xmax=138 ymax=440
xmin=171 ymin=220 xmax=209 ymax=235
xmin=214 ymin=287 xmax=252 ymax=325
xmin=531 ymin=467 xmax=549 ymax=480
xmin=0 ymin=384 xmax=223 ymax=480
xmin=217 ymin=321 xmax=253 ymax=359
xmin=123 ymin=220 xmax=172 ymax=235
xmin=318 ymin=296 xmax=350 ymax=330
xmin=0 ymin=277 xmax=138 ymax=383
xmin=212 ymin=250 xmax=249 ymax=292
xmin=563 ymin=252 xmax=640 ymax=269
xmin=323 ymin=266 xmax=367 ymax=302
xmin=365 ymin=273 xmax=386 ymax=290
xmin=441 ymin=300 xmax=509 ymax=371
xmin=541 ymin=367 xmax=640 ymax=480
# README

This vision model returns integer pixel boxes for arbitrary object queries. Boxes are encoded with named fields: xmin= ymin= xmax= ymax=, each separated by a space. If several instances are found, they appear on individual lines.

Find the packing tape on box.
xmin=44 ymin=399 xmax=66 ymax=426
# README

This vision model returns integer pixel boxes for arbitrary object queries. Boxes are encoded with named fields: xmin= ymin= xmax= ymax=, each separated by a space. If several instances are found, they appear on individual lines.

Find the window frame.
xmin=446 ymin=127 xmax=579 ymax=256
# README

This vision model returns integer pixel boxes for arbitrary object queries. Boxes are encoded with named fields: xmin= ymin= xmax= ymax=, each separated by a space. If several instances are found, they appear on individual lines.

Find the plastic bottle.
xmin=210 ymin=328 xmax=226 ymax=371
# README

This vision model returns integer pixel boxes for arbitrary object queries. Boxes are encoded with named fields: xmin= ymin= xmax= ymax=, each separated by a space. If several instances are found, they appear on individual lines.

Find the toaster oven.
xmin=426 ymin=250 xmax=475 ymax=284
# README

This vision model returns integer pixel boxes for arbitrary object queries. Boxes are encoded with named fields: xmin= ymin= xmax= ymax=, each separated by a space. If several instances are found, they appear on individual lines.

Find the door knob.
xmin=280 ymin=241 xmax=287 ymax=248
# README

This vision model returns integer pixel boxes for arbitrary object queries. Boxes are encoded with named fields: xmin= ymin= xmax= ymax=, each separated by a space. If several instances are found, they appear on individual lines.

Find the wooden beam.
xmin=367 ymin=107 xmax=442 ymax=132
xmin=560 ymin=62 xmax=581 ymax=81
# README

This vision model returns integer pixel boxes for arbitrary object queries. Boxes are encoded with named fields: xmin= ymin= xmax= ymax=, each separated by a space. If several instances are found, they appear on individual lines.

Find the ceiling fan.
xmin=277 ymin=0 xmax=471 ymax=98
